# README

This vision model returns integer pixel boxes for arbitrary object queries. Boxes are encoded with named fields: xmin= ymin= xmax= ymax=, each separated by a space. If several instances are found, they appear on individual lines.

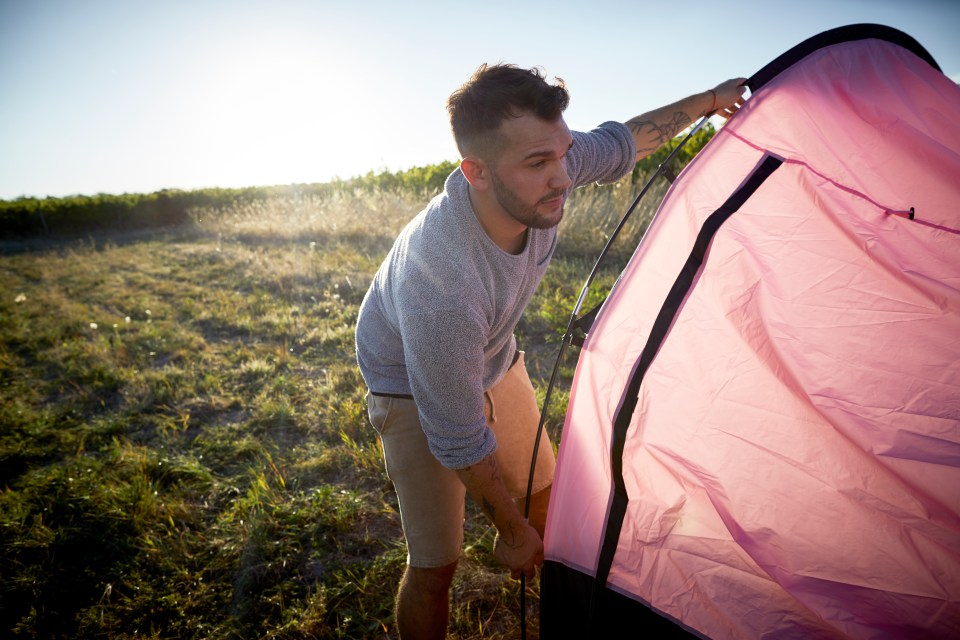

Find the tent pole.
xmin=575 ymin=115 xmax=712 ymax=312
xmin=523 ymin=115 xmax=711 ymax=517
xmin=519 ymin=116 xmax=712 ymax=636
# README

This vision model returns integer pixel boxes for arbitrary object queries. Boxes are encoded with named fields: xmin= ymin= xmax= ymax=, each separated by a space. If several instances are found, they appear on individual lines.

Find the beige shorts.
xmin=366 ymin=352 xmax=556 ymax=568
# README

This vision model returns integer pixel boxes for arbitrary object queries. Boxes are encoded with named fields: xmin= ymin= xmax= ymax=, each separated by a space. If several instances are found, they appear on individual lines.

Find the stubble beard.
xmin=490 ymin=170 xmax=566 ymax=230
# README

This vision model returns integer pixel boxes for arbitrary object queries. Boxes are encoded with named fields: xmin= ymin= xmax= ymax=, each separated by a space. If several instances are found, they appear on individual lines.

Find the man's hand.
xmin=455 ymin=454 xmax=544 ymax=580
xmin=708 ymin=77 xmax=748 ymax=119
xmin=626 ymin=76 xmax=749 ymax=161
xmin=493 ymin=521 xmax=544 ymax=581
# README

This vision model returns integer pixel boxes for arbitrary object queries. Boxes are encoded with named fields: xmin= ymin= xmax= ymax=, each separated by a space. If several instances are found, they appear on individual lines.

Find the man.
xmin=356 ymin=63 xmax=745 ymax=639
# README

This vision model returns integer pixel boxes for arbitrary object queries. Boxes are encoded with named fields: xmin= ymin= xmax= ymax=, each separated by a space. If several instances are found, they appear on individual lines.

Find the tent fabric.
xmin=542 ymin=25 xmax=960 ymax=639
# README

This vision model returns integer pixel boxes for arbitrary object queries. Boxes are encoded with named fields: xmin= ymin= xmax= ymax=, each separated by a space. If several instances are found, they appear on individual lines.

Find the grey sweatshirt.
xmin=355 ymin=121 xmax=636 ymax=469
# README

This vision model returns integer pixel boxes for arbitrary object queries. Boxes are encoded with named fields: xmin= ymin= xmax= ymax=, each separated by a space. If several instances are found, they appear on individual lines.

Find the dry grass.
xmin=0 ymin=175 xmax=661 ymax=638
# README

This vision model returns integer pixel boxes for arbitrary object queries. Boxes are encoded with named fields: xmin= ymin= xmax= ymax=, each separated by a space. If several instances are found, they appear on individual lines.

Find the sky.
xmin=1 ymin=0 xmax=958 ymax=200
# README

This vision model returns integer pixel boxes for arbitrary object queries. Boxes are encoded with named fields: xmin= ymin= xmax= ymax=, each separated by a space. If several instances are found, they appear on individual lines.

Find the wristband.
xmin=708 ymin=89 xmax=717 ymax=113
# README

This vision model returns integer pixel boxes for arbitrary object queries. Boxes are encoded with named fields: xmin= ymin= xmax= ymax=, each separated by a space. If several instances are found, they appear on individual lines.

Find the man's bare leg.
xmin=396 ymin=560 xmax=458 ymax=640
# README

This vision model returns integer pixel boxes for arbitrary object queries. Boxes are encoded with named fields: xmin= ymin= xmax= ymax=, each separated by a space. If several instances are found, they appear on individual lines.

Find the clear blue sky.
xmin=1 ymin=0 xmax=958 ymax=200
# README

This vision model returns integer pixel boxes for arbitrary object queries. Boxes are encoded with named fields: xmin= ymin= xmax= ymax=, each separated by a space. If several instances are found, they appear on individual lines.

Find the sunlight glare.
xmin=176 ymin=30 xmax=367 ymax=188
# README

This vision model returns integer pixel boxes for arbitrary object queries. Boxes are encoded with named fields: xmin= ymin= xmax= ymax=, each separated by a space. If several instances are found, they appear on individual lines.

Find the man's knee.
xmin=403 ymin=560 xmax=458 ymax=596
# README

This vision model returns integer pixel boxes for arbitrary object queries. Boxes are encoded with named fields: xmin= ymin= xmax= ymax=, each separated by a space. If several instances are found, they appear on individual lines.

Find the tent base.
xmin=541 ymin=561 xmax=701 ymax=638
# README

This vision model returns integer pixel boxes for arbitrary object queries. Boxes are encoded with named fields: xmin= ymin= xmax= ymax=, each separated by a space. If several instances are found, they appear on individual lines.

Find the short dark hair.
xmin=446 ymin=63 xmax=570 ymax=159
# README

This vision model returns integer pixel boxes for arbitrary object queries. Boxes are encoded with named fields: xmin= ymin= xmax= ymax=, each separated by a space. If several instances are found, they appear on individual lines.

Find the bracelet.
xmin=707 ymin=89 xmax=717 ymax=113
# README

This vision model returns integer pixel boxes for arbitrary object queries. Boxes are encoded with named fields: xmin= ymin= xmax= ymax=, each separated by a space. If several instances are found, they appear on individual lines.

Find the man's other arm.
xmin=456 ymin=455 xmax=542 ymax=580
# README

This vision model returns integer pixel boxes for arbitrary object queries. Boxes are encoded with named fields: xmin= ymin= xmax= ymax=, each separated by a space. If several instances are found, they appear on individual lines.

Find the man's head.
xmin=447 ymin=63 xmax=570 ymax=162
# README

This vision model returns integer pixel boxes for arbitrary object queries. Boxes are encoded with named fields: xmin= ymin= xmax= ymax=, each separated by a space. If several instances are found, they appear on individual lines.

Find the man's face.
xmin=486 ymin=112 xmax=574 ymax=230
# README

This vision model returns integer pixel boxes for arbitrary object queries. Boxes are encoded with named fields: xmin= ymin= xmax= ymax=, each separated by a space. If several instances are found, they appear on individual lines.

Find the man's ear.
xmin=460 ymin=156 xmax=489 ymax=191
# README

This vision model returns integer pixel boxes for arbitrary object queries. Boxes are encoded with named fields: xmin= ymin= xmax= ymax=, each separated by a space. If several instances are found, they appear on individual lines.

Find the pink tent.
xmin=542 ymin=25 xmax=960 ymax=639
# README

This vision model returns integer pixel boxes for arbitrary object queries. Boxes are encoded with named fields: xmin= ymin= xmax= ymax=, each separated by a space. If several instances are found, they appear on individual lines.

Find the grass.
xmin=0 ymin=174 xmax=662 ymax=639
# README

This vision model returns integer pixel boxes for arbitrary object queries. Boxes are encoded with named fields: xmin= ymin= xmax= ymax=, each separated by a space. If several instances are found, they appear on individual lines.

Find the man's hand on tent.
xmin=709 ymin=77 xmax=749 ymax=119
xmin=493 ymin=521 xmax=544 ymax=581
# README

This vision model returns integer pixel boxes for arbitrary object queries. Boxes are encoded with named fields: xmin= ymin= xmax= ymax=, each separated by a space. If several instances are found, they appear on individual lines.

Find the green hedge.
xmin=2 ymin=124 xmax=714 ymax=240
xmin=632 ymin=121 xmax=716 ymax=180
xmin=0 ymin=185 xmax=340 ymax=239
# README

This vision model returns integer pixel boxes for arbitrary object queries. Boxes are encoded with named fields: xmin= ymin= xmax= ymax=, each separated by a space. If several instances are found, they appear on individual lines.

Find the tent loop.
xmin=660 ymin=163 xmax=678 ymax=184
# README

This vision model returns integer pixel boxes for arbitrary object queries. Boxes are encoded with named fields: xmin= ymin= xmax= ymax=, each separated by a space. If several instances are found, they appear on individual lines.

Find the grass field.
xmin=0 ymin=177 xmax=664 ymax=639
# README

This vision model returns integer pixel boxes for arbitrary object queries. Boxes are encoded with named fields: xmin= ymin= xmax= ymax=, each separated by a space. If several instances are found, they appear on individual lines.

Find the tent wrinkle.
xmin=723 ymin=128 xmax=931 ymax=231
xmin=543 ymin=23 xmax=960 ymax=640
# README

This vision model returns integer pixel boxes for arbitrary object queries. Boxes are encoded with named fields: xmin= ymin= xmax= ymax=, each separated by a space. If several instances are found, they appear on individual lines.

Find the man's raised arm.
xmin=626 ymin=78 xmax=747 ymax=161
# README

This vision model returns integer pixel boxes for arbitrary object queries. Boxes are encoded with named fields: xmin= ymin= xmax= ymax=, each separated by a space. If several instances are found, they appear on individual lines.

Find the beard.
xmin=490 ymin=170 xmax=566 ymax=230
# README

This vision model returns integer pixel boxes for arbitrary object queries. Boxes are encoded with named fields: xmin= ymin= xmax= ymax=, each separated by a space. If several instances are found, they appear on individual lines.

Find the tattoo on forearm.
xmin=465 ymin=456 xmax=503 ymax=522
xmin=487 ymin=456 xmax=502 ymax=481
xmin=628 ymin=111 xmax=692 ymax=154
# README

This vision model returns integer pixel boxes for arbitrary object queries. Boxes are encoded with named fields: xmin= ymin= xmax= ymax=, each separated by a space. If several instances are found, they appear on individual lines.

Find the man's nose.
xmin=549 ymin=161 xmax=572 ymax=190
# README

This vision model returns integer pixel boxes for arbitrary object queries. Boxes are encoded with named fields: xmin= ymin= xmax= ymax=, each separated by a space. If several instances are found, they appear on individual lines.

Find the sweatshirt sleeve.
xmin=398 ymin=305 xmax=498 ymax=469
xmin=569 ymin=121 xmax=637 ymax=188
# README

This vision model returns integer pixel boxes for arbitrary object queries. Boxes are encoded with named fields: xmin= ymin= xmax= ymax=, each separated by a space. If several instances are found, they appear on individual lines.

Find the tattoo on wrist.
xmin=501 ymin=522 xmax=522 ymax=548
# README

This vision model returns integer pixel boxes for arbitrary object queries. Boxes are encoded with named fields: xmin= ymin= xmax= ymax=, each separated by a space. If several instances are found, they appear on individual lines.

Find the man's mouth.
xmin=539 ymin=191 xmax=566 ymax=207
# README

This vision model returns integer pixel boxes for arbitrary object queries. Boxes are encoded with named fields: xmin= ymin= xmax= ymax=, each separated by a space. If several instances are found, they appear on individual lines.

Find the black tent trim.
xmin=542 ymin=153 xmax=783 ymax=637
xmin=542 ymin=561 xmax=704 ymax=638
xmin=541 ymin=24 xmax=942 ymax=638
xmin=747 ymin=23 xmax=941 ymax=92
xmin=541 ymin=155 xmax=783 ymax=637
xmin=603 ymin=152 xmax=782 ymax=610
